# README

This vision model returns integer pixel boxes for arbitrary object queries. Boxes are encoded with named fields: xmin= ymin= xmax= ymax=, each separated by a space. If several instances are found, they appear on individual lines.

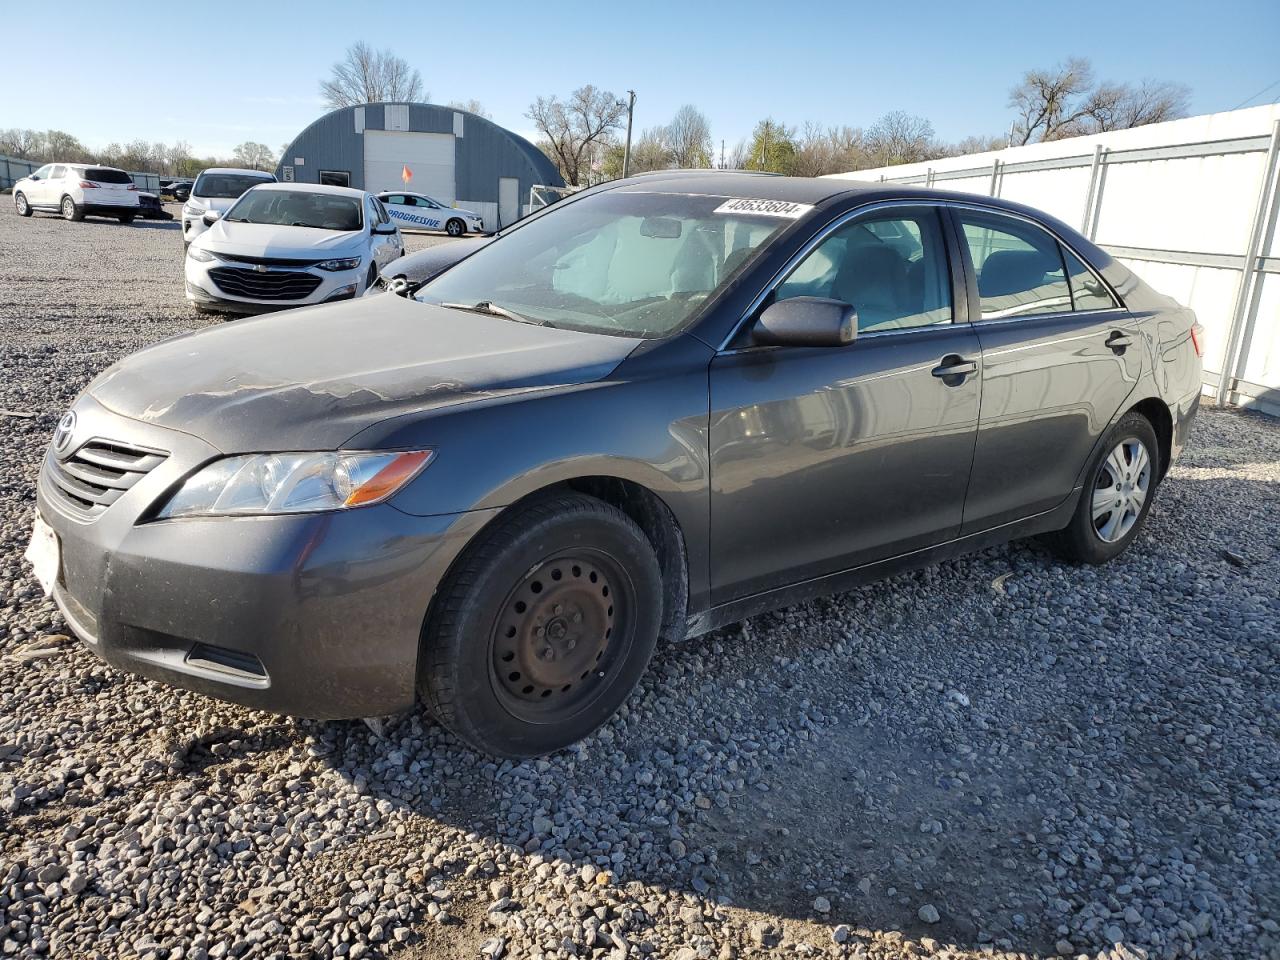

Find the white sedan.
xmin=376 ymin=192 xmax=484 ymax=236
xmin=185 ymin=183 xmax=404 ymax=314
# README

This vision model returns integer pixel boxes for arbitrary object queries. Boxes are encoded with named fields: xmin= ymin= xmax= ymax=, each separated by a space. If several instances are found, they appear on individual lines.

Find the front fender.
xmin=348 ymin=334 xmax=715 ymax=610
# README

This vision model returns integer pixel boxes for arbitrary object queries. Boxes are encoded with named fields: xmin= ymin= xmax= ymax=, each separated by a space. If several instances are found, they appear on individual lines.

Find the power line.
xmin=1231 ymin=77 xmax=1280 ymax=111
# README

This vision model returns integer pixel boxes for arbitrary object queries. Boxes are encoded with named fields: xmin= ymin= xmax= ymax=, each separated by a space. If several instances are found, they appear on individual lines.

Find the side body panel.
xmin=707 ymin=325 xmax=982 ymax=603
xmin=962 ymin=311 xmax=1142 ymax=532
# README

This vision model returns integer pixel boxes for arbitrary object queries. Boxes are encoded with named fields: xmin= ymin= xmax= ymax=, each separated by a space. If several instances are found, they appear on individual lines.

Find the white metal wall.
xmin=828 ymin=105 xmax=1280 ymax=416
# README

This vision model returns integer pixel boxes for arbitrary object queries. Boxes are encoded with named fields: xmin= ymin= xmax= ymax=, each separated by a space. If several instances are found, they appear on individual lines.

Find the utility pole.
xmin=621 ymin=90 xmax=636 ymax=178
xmin=720 ymin=139 xmax=725 ymax=169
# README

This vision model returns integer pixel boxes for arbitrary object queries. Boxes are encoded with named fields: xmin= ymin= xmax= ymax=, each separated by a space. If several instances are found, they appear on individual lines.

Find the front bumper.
xmin=37 ymin=395 xmax=498 ymax=718
xmin=185 ymin=256 xmax=363 ymax=313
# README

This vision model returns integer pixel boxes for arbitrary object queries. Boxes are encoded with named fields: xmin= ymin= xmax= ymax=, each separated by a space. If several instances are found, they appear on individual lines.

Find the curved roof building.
xmin=277 ymin=102 xmax=563 ymax=230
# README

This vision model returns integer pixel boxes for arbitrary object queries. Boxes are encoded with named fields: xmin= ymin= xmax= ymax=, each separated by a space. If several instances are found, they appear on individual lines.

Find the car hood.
xmin=87 ymin=296 xmax=640 ymax=452
xmin=195 ymin=221 xmax=365 ymax=260
xmin=188 ymin=196 xmax=240 ymax=214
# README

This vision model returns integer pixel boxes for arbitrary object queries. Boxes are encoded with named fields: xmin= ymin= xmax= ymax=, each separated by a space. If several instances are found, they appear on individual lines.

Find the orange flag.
xmin=401 ymin=164 xmax=413 ymax=185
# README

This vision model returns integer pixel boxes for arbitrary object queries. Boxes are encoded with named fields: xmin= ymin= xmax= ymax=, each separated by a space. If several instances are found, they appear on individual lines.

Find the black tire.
xmin=1046 ymin=411 xmax=1160 ymax=564
xmin=445 ymin=217 xmax=465 ymax=237
xmin=365 ymin=263 xmax=379 ymax=292
xmin=14 ymin=192 xmax=32 ymax=217
xmin=420 ymin=492 xmax=663 ymax=758
xmin=61 ymin=196 xmax=84 ymax=221
xmin=118 ymin=213 xmax=136 ymax=224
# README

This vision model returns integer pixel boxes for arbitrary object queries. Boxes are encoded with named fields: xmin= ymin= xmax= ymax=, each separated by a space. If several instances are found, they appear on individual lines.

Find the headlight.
xmin=316 ymin=257 xmax=362 ymax=272
xmin=156 ymin=450 xmax=433 ymax=519
xmin=187 ymin=246 xmax=217 ymax=263
xmin=183 ymin=204 xmax=204 ymax=219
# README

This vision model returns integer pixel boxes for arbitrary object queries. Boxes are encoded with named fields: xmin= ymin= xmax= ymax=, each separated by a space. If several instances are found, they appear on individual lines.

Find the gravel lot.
xmin=1 ymin=201 xmax=1277 ymax=960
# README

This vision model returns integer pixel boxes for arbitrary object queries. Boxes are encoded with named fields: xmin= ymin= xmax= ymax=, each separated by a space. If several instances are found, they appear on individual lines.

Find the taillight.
xmin=1190 ymin=322 xmax=1205 ymax=358
xmin=78 ymin=180 xmax=98 ymax=188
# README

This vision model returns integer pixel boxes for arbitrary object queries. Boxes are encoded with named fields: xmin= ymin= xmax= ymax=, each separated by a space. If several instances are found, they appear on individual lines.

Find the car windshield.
xmin=194 ymin=173 xmax=273 ymax=199
xmin=417 ymin=191 xmax=792 ymax=338
xmin=223 ymin=190 xmax=364 ymax=231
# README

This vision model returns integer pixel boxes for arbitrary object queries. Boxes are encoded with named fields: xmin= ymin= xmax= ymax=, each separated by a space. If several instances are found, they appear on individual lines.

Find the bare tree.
xmin=233 ymin=141 xmax=276 ymax=171
xmin=865 ymin=111 xmax=936 ymax=166
xmin=792 ymin=123 xmax=869 ymax=177
xmin=448 ymin=99 xmax=491 ymax=119
xmin=667 ymin=105 xmax=713 ymax=168
xmin=1084 ymin=79 xmax=1190 ymax=132
xmin=321 ymin=42 xmax=425 ymax=109
xmin=1009 ymin=58 xmax=1188 ymax=143
xmin=528 ymin=86 xmax=627 ymax=186
xmin=0 ymin=128 xmax=42 ymax=159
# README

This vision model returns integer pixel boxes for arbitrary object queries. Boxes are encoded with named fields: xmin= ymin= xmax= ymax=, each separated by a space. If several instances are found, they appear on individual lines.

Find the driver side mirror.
xmin=202 ymin=210 xmax=221 ymax=225
xmin=373 ymin=222 xmax=397 ymax=235
xmin=752 ymin=296 xmax=857 ymax=348
xmin=29 ymin=174 xmax=41 ymax=181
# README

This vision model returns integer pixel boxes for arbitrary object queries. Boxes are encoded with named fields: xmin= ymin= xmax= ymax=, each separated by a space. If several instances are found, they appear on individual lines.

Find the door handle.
xmin=1106 ymin=331 xmax=1133 ymax=351
xmin=931 ymin=356 xmax=978 ymax=380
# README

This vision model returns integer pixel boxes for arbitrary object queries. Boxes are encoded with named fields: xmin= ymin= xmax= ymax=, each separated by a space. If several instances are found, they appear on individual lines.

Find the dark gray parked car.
xmin=28 ymin=172 xmax=1204 ymax=757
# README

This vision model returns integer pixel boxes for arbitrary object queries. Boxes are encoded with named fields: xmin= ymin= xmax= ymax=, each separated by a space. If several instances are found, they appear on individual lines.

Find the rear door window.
xmin=954 ymin=211 xmax=1073 ymax=320
xmin=50 ymin=165 xmax=66 ymax=179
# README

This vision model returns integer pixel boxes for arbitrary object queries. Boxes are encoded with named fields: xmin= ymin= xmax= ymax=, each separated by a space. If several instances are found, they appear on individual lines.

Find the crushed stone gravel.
xmin=1 ymin=201 xmax=1277 ymax=960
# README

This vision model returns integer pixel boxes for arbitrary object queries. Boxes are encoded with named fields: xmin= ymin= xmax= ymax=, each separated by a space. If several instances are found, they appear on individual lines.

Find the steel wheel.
xmin=1091 ymin=438 xmax=1151 ymax=543
xmin=490 ymin=552 xmax=631 ymax=723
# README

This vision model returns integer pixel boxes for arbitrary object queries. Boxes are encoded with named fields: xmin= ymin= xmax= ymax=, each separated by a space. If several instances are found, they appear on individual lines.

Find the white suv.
xmin=183 ymin=167 xmax=277 ymax=248
xmin=13 ymin=163 xmax=141 ymax=222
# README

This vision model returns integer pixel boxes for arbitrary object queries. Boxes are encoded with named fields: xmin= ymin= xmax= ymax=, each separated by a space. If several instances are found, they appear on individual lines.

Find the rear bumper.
xmin=83 ymin=202 xmax=139 ymax=216
xmin=37 ymin=396 xmax=498 ymax=719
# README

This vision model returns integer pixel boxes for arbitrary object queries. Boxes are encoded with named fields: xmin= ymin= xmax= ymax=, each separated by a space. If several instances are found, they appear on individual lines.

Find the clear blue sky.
xmin=5 ymin=0 xmax=1278 ymax=158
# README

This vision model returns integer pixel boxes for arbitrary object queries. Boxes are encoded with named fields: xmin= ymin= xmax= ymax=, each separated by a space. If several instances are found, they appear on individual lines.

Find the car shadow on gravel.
xmin=299 ymin=455 xmax=1279 ymax=957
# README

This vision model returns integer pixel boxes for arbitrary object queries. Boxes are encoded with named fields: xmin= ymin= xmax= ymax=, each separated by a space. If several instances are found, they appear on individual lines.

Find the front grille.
xmin=46 ymin=440 xmax=167 ymax=519
xmin=214 ymin=252 xmax=322 ymax=268
xmin=208 ymin=266 xmax=323 ymax=301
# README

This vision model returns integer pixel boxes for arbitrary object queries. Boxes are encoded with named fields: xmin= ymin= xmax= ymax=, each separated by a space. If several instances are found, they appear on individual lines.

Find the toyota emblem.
xmin=52 ymin=411 xmax=77 ymax=454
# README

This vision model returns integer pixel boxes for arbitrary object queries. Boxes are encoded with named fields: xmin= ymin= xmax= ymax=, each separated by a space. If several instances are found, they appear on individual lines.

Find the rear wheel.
xmin=61 ymin=196 xmax=83 ymax=221
xmin=420 ymin=493 xmax=663 ymax=758
xmin=1046 ymin=412 xmax=1159 ymax=564
xmin=118 ymin=212 xmax=135 ymax=224
xmin=14 ymin=192 xmax=31 ymax=217
xmin=445 ymin=217 xmax=465 ymax=237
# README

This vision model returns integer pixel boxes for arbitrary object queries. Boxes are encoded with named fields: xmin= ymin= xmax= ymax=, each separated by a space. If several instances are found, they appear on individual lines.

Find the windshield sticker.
xmin=713 ymin=198 xmax=814 ymax=219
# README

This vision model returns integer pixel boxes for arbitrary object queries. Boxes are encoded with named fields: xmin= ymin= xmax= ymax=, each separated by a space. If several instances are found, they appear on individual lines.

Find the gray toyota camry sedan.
xmin=27 ymin=172 xmax=1204 ymax=757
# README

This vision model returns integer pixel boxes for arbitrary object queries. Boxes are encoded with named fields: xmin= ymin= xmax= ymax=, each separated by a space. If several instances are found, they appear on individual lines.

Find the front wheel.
xmin=1046 ymin=411 xmax=1160 ymax=564
xmin=118 ymin=212 xmax=136 ymax=224
xmin=420 ymin=493 xmax=663 ymax=758
xmin=445 ymin=217 xmax=465 ymax=237
xmin=14 ymin=192 xmax=32 ymax=217
xmin=61 ymin=196 xmax=84 ymax=221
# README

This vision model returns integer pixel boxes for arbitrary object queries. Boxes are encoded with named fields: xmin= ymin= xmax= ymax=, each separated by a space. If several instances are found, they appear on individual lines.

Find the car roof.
xmin=200 ymin=167 xmax=276 ymax=177
xmin=602 ymin=170 xmax=1106 ymax=230
xmin=248 ymin=182 xmax=366 ymax=199
xmin=607 ymin=171 xmax=867 ymax=204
